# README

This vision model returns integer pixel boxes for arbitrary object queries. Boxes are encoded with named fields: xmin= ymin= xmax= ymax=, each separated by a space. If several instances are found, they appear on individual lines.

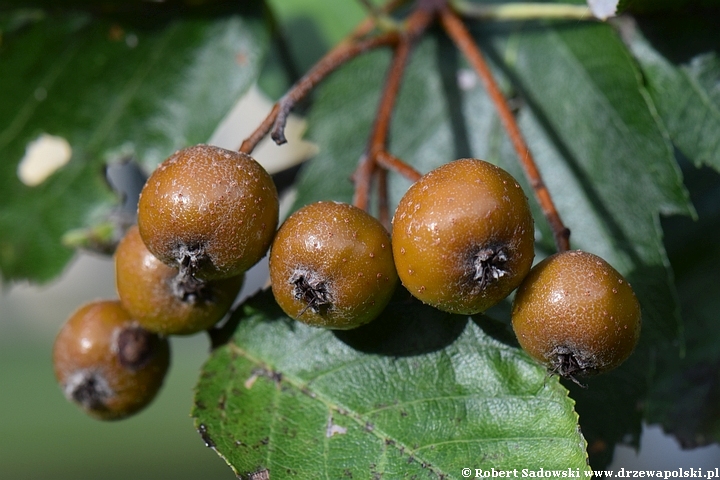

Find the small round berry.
xmin=115 ymin=226 xmax=243 ymax=336
xmin=511 ymin=250 xmax=642 ymax=378
xmin=52 ymin=300 xmax=170 ymax=420
xmin=137 ymin=144 xmax=278 ymax=280
xmin=392 ymin=158 xmax=535 ymax=315
xmin=269 ymin=201 xmax=398 ymax=330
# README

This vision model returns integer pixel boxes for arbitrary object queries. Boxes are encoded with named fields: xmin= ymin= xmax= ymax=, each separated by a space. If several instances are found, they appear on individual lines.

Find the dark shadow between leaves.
xmin=633 ymin=10 xmax=720 ymax=65
xmin=469 ymin=298 xmax=519 ymax=349
xmin=647 ymin=358 xmax=720 ymax=449
xmin=562 ymin=359 xmax=645 ymax=470
xmin=208 ymin=287 xmax=297 ymax=350
xmin=648 ymin=162 xmax=720 ymax=448
xmin=333 ymin=287 xmax=467 ymax=357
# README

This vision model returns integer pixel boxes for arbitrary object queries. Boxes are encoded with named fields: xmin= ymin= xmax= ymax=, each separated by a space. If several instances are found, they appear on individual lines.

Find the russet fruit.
xmin=52 ymin=300 xmax=170 ymax=420
xmin=137 ymin=144 xmax=278 ymax=281
xmin=269 ymin=201 xmax=398 ymax=329
xmin=115 ymin=226 xmax=243 ymax=336
xmin=511 ymin=250 xmax=642 ymax=378
xmin=392 ymin=158 xmax=535 ymax=314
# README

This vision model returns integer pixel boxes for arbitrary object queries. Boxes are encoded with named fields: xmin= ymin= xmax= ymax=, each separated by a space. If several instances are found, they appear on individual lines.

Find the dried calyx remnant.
xmin=290 ymin=270 xmax=333 ymax=315
xmin=170 ymin=245 xmax=214 ymax=304
xmin=66 ymin=371 xmax=112 ymax=411
xmin=550 ymin=346 xmax=596 ymax=386
xmin=63 ymin=326 xmax=156 ymax=410
xmin=471 ymin=246 xmax=509 ymax=291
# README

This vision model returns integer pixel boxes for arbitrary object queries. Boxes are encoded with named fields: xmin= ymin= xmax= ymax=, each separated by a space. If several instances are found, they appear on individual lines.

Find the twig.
xmin=239 ymin=32 xmax=400 ymax=154
xmin=353 ymin=7 xmax=434 ymax=214
xmin=239 ymin=0 xmax=415 ymax=155
xmin=353 ymin=39 xmax=412 ymax=211
xmin=376 ymin=150 xmax=422 ymax=182
xmin=439 ymin=6 xmax=571 ymax=252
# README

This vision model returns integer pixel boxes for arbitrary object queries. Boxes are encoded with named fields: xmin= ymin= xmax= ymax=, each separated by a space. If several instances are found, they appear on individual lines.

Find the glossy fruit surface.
xmin=392 ymin=158 xmax=535 ymax=315
xmin=137 ymin=144 xmax=278 ymax=280
xmin=269 ymin=201 xmax=398 ymax=330
xmin=115 ymin=226 xmax=243 ymax=335
xmin=511 ymin=250 xmax=642 ymax=377
xmin=52 ymin=300 xmax=170 ymax=420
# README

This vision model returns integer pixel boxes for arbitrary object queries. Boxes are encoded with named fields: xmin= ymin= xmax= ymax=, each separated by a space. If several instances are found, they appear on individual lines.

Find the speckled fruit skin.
xmin=137 ymin=144 xmax=279 ymax=280
xmin=52 ymin=300 xmax=170 ymax=421
xmin=115 ymin=226 xmax=243 ymax=336
xmin=511 ymin=250 xmax=642 ymax=377
xmin=269 ymin=201 xmax=399 ymax=330
xmin=391 ymin=158 xmax=535 ymax=315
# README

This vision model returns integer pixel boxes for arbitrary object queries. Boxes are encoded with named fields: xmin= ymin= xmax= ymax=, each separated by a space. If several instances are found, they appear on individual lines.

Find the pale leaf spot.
xmin=17 ymin=133 xmax=72 ymax=187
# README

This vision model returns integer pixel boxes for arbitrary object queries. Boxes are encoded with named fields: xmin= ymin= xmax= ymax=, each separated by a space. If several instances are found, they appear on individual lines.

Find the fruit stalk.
xmin=439 ymin=7 xmax=571 ymax=252
xmin=239 ymin=30 xmax=401 ymax=155
xmin=375 ymin=151 xmax=422 ymax=182
xmin=353 ymin=7 xmax=434 ymax=215
xmin=353 ymin=38 xmax=412 ymax=213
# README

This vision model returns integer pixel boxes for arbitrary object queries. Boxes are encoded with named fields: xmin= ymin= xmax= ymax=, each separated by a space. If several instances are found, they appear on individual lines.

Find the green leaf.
xmin=193 ymin=290 xmax=590 ymax=478
xmin=0 ymin=6 xmax=268 ymax=282
xmin=289 ymin=19 xmax=693 ymax=468
xmin=624 ymin=15 xmax=720 ymax=171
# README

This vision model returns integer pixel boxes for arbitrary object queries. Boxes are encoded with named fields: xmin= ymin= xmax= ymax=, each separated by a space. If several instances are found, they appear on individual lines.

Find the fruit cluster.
xmin=53 ymin=144 xmax=279 ymax=420
xmin=53 ymin=145 xmax=641 ymax=420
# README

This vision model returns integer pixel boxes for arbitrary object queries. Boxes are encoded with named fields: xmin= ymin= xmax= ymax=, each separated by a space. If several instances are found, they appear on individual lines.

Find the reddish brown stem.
xmin=377 ymin=168 xmax=391 ymax=230
xmin=353 ymin=39 xmax=412 ymax=211
xmin=376 ymin=151 xmax=422 ymax=182
xmin=353 ymin=8 xmax=434 ymax=212
xmin=439 ymin=7 xmax=571 ymax=252
xmin=239 ymin=32 xmax=400 ymax=154
xmin=239 ymin=0 xmax=413 ymax=154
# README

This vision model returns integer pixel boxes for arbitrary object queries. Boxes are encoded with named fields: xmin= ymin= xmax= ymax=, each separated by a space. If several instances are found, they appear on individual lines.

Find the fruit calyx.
xmin=290 ymin=269 xmax=333 ymax=316
xmin=65 ymin=371 xmax=112 ymax=411
xmin=170 ymin=246 xmax=213 ymax=304
xmin=471 ymin=246 xmax=509 ymax=291
xmin=549 ymin=346 xmax=597 ymax=386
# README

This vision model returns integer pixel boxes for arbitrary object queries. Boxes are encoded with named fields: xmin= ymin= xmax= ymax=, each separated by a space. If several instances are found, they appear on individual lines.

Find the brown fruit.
xmin=52 ymin=300 xmax=170 ymax=420
xmin=115 ymin=226 xmax=243 ymax=335
xmin=137 ymin=144 xmax=278 ymax=280
xmin=269 ymin=201 xmax=398 ymax=330
xmin=392 ymin=158 xmax=535 ymax=314
xmin=511 ymin=250 xmax=642 ymax=378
